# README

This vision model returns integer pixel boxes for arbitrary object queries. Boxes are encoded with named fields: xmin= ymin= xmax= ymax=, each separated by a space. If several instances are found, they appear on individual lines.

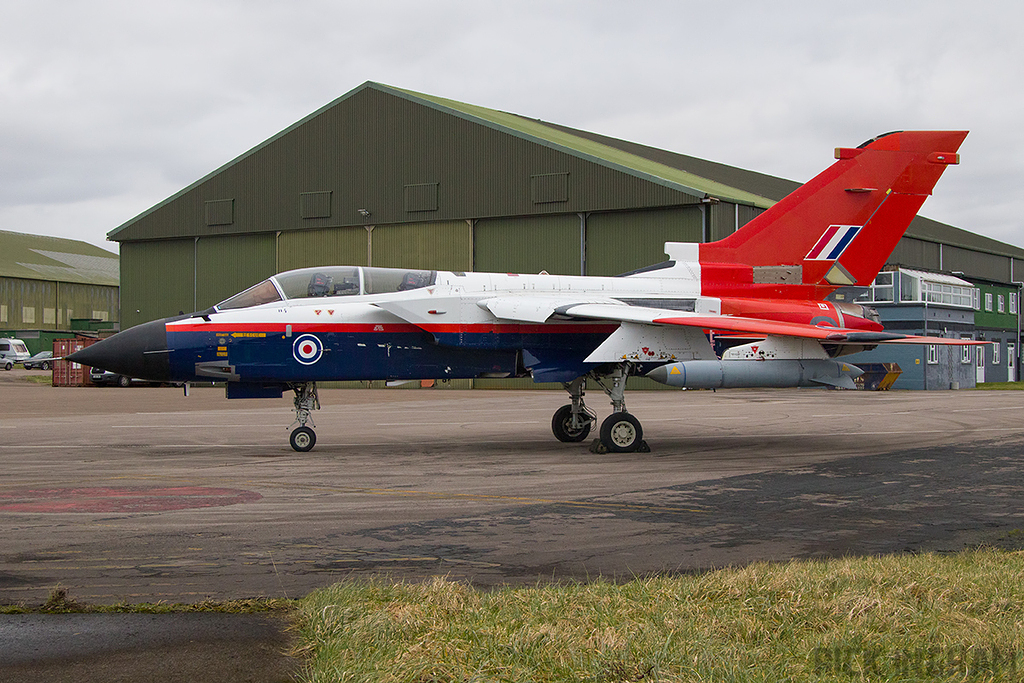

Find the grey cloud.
xmin=1 ymin=0 xmax=1021 ymax=249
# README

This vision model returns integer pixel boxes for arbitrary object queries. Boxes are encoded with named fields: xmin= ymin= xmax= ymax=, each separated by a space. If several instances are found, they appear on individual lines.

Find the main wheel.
xmin=599 ymin=412 xmax=643 ymax=453
xmin=117 ymin=374 xmax=131 ymax=387
xmin=3 ymin=361 xmax=11 ymax=371
xmin=41 ymin=361 xmax=50 ymax=370
xmin=290 ymin=426 xmax=316 ymax=452
xmin=551 ymin=404 xmax=592 ymax=442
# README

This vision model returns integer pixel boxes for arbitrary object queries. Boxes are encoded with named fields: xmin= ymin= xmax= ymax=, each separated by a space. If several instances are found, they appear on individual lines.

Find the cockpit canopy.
xmin=216 ymin=266 xmax=437 ymax=311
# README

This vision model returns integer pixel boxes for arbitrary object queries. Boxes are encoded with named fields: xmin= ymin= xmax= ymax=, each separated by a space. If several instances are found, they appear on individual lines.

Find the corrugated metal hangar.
xmin=0 ymin=230 xmax=120 ymax=350
xmin=108 ymin=81 xmax=1024 ymax=386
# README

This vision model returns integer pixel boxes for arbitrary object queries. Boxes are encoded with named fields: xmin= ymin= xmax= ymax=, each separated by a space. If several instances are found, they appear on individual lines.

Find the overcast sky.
xmin=3 ymin=0 xmax=1021 ymax=254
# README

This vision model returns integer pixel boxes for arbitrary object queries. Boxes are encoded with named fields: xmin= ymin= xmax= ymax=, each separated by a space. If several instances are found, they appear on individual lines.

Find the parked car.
xmin=89 ymin=366 xmax=181 ymax=388
xmin=0 ymin=338 xmax=31 ymax=370
xmin=23 ymin=351 xmax=53 ymax=370
xmin=90 ymin=367 xmax=135 ymax=387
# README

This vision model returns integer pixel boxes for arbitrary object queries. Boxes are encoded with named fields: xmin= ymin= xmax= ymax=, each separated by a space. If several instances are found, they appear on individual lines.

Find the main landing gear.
xmin=288 ymin=382 xmax=320 ymax=452
xmin=551 ymin=364 xmax=649 ymax=453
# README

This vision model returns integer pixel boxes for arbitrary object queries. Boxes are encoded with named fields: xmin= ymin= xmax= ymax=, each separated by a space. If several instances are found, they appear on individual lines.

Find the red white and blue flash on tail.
xmin=806 ymin=225 xmax=862 ymax=261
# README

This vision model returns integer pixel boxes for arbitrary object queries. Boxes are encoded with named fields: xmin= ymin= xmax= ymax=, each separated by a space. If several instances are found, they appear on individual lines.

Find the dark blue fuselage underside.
xmin=167 ymin=329 xmax=618 ymax=385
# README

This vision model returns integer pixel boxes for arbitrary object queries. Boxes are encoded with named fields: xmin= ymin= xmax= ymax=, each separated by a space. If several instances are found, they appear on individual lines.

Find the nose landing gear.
xmin=288 ymin=382 xmax=320 ymax=452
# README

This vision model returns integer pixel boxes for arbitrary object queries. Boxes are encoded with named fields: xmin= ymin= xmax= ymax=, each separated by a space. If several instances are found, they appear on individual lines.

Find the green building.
xmin=0 ymin=230 xmax=120 ymax=354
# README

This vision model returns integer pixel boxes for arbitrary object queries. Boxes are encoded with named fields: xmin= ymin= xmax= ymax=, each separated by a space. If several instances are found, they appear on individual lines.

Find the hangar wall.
xmin=119 ymin=207 xmax=716 ymax=328
xmin=0 ymin=276 xmax=119 ymax=329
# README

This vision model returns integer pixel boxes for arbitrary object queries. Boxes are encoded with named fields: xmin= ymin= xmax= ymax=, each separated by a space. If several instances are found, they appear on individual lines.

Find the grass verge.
xmin=18 ymin=373 xmax=53 ymax=384
xmin=293 ymin=549 xmax=1024 ymax=682
xmin=970 ymin=381 xmax=1024 ymax=390
xmin=0 ymin=586 xmax=291 ymax=615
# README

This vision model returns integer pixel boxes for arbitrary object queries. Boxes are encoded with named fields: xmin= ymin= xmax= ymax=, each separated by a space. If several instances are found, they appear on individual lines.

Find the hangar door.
xmin=585 ymin=206 xmax=702 ymax=276
xmin=121 ymin=235 xmax=277 ymax=329
xmin=277 ymin=226 xmax=369 ymax=272
xmin=372 ymin=221 xmax=472 ymax=272
xmin=474 ymin=215 xmax=581 ymax=275
xmin=195 ymin=234 xmax=277 ymax=310
xmin=120 ymin=239 xmax=196 ymax=329
xmin=278 ymin=221 xmax=472 ymax=274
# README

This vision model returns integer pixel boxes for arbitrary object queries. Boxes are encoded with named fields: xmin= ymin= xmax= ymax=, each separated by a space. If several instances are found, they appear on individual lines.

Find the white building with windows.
xmin=836 ymin=267 xmax=1020 ymax=388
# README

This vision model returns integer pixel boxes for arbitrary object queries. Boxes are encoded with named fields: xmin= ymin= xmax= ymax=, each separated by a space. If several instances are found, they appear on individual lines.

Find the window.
xmin=974 ymin=289 xmax=981 ymax=310
xmin=985 ymin=293 xmax=993 ymax=311
xmin=993 ymin=342 xmax=1001 ymax=365
xmin=1011 ymin=293 xmax=1018 ymax=315
xmin=871 ymin=272 xmax=894 ymax=302
xmin=858 ymin=270 xmax=972 ymax=308
xmin=961 ymin=337 xmax=973 ymax=364
xmin=900 ymin=272 xmax=919 ymax=302
xmin=998 ymin=295 xmax=1005 ymax=313
xmin=927 ymin=345 xmax=939 ymax=364
xmin=922 ymin=281 xmax=974 ymax=307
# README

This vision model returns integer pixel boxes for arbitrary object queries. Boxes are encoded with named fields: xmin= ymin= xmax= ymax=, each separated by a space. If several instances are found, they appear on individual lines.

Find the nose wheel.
xmin=288 ymin=382 xmax=320 ymax=452
xmin=290 ymin=426 xmax=316 ymax=452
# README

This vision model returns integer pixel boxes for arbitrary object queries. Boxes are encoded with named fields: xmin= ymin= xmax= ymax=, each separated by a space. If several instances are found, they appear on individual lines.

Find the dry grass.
xmin=294 ymin=550 xmax=1024 ymax=682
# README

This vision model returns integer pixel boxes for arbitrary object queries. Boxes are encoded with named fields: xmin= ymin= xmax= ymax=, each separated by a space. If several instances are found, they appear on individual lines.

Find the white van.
xmin=0 ymin=338 xmax=31 ymax=370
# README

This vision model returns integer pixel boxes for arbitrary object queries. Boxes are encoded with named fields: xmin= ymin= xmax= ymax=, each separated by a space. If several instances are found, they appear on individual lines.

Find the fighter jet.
xmin=71 ymin=130 xmax=978 ymax=453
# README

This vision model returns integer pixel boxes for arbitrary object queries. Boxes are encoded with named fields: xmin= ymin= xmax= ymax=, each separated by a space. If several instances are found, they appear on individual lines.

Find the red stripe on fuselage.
xmin=166 ymin=322 xmax=618 ymax=335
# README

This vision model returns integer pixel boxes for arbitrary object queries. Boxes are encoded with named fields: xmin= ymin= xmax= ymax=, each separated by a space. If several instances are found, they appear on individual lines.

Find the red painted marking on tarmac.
xmin=0 ymin=486 xmax=262 ymax=513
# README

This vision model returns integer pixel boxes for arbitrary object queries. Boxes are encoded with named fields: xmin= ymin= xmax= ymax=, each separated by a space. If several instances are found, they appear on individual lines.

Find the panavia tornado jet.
xmin=71 ymin=130 xmax=978 ymax=453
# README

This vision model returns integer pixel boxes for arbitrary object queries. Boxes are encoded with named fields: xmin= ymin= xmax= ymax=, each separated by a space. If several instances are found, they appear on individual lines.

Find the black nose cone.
xmin=67 ymin=318 xmax=170 ymax=381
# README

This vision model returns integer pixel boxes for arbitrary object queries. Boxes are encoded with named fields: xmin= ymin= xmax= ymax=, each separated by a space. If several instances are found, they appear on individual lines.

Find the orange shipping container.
xmin=52 ymin=338 xmax=98 ymax=387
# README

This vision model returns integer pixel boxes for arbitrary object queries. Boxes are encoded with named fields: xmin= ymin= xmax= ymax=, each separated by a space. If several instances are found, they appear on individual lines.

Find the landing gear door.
xmin=584 ymin=323 xmax=716 ymax=363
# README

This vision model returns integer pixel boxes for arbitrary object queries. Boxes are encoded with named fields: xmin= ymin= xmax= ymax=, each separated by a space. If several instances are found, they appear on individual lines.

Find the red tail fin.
xmin=700 ymin=131 xmax=967 ymax=291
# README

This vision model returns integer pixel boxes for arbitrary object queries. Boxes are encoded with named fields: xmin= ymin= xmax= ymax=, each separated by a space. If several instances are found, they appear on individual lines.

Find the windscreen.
xmin=216 ymin=279 xmax=282 ymax=310
xmin=273 ymin=266 xmax=436 ymax=299
xmin=217 ymin=266 xmax=438 ymax=309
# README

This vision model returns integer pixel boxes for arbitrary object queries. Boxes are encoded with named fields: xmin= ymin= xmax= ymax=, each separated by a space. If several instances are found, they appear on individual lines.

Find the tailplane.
xmin=699 ymin=131 xmax=967 ymax=293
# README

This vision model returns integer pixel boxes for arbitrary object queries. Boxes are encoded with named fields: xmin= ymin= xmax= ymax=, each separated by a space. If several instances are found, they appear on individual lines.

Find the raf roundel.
xmin=292 ymin=334 xmax=324 ymax=365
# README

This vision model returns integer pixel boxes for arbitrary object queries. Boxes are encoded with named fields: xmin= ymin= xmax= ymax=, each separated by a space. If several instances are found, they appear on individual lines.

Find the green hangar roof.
xmin=385 ymin=85 xmax=776 ymax=209
xmin=0 ymin=230 xmax=119 ymax=286
xmin=108 ymin=81 xmax=780 ymax=243
xmin=108 ymin=81 xmax=1024 ymax=266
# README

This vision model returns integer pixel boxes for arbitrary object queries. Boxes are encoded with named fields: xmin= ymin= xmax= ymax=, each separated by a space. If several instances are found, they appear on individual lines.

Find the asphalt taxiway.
xmin=3 ymin=373 xmax=1024 ymax=680
xmin=2 ymin=375 xmax=1023 ymax=604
